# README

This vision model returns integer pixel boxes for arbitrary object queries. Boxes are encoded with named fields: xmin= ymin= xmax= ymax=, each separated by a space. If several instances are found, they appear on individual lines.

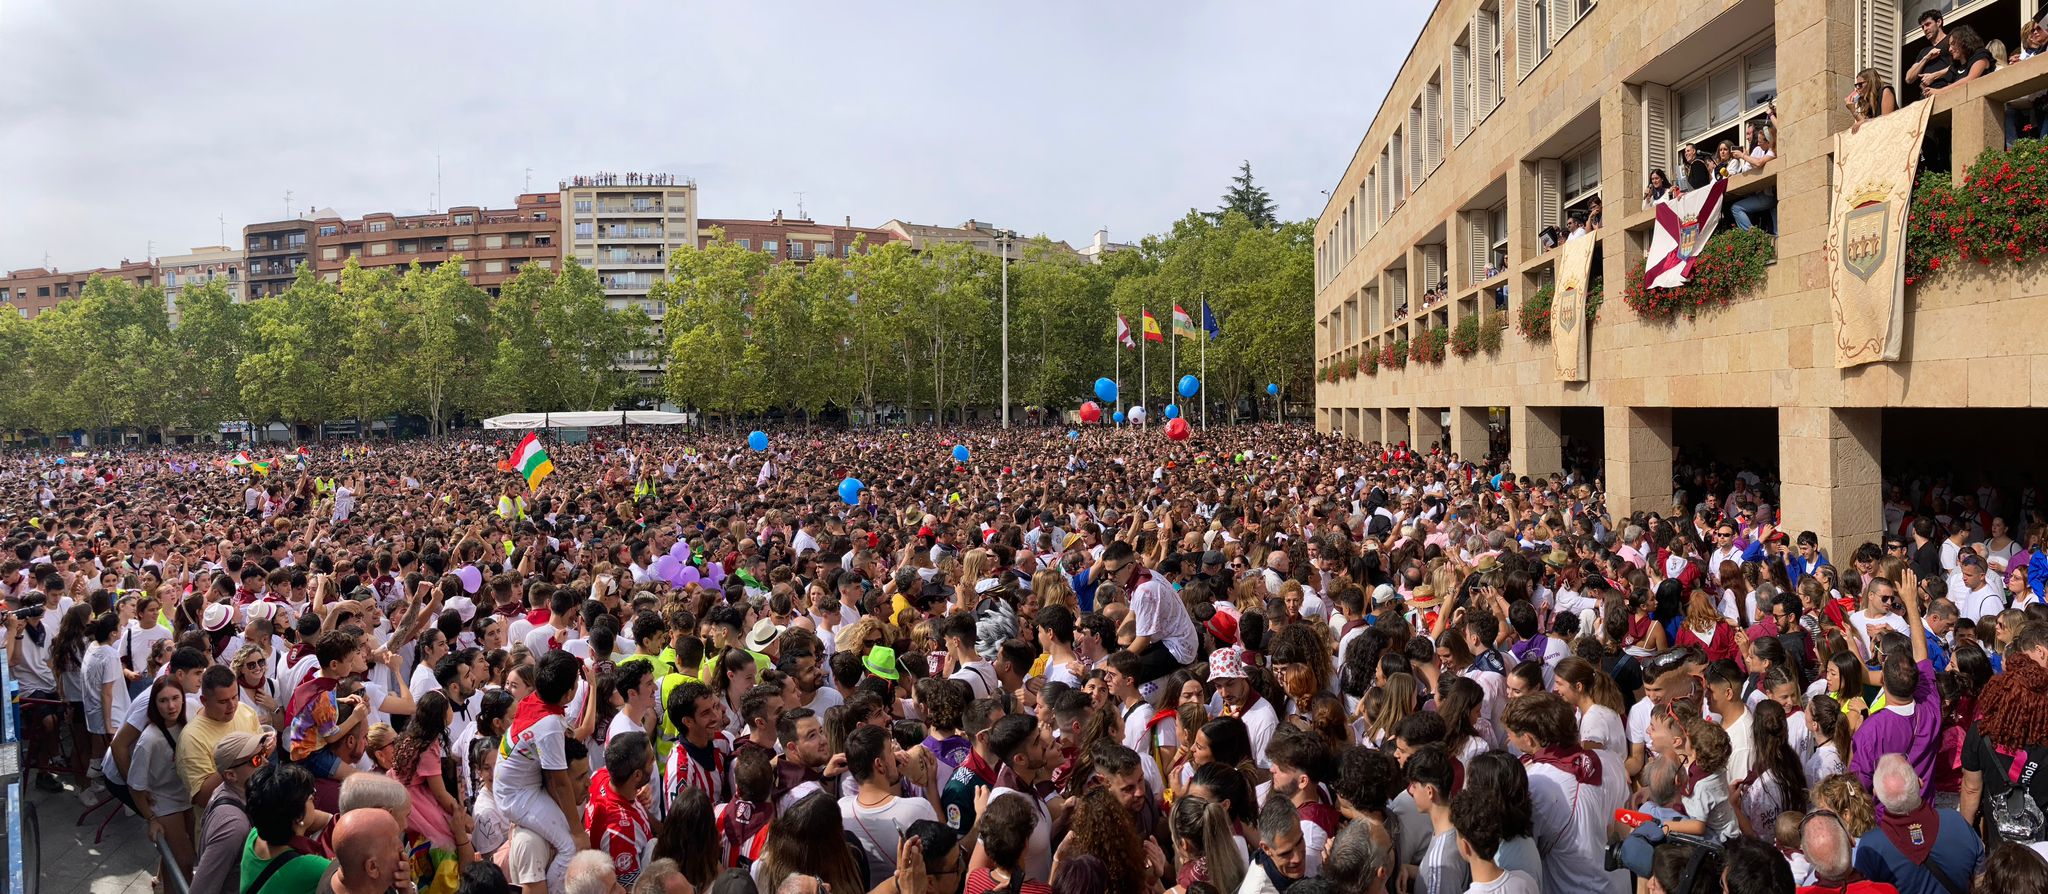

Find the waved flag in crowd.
xmin=512 ymin=432 xmax=555 ymax=491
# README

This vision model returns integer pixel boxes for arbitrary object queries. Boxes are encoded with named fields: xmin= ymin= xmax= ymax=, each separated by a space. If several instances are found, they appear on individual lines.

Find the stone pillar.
xmin=1384 ymin=407 xmax=1412 ymax=448
xmin=1951 ymin=95 xmax=2003 ymax=179
xmin=1359 ymin=407 xmax=1385 ymax=445
xmin=1450 ymin=406 xmax=1491 ymax=464
xmin=1605 ymin=406 xmax=1674 ymax=519
xmin=1509 ymin=405 xmax=1563 ymax=479
xmin=1778 ymin=407 xmax=1883 ymax=562
xmin=1413 ymin=408 xmax=1446 ymax=452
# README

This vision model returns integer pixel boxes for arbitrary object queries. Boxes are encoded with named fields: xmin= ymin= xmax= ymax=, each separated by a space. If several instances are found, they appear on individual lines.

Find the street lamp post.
xmin=1000 ymin=231 xmax=1012 ymax=429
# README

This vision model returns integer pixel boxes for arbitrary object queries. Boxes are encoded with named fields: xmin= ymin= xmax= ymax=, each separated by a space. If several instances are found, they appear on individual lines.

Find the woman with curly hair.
xmin=1267 ymin=621 xmax=1330 ymax=718
xmin=1961 ymin=636 xmax=2048 ymax=844
xmin=1811 ymin=773 xmax=1877 ymax=838
xmin=1060 ymin=786 xmax=1161 ymax=893
xmin=389 ymin=690 xmax=469 ymax=854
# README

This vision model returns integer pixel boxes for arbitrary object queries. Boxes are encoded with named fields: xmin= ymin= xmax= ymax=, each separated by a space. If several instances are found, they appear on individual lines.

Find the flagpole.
xmin=1170 ymin=315 xmax=1177 ymax=423
xmin=1140 ymin=312 xmax=1147 ymax=427
xmin=1200 ymin=301 xmax=1208 ymax=431
xmin=1115 ymin=325 xmax=1122 ymax=417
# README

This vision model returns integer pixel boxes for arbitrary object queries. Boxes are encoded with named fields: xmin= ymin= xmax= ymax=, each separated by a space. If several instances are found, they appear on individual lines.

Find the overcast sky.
xmin=0 ymin=0 xmax=1429 ymax=272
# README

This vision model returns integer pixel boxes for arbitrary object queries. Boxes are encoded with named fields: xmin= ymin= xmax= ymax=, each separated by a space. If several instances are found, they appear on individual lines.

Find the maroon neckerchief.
xmin=1521 ymin=744 xmax=1603 ymax=787
xmin=1877 ymin=800 xmax=1942 ymax=865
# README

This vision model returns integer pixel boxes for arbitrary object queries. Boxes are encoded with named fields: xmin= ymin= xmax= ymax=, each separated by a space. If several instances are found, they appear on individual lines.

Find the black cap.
xmin=1202 ymin=550 xmax=1227 ymax=566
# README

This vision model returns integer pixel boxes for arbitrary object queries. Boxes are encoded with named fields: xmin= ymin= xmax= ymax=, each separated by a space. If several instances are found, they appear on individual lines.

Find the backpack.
xmin=1993 ymin=745 xmax=2047 ymax=844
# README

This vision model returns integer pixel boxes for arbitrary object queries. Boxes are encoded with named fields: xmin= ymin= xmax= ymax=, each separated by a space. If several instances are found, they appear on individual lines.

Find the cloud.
xmin=0 ymin=0 xmax=1424 ymax=270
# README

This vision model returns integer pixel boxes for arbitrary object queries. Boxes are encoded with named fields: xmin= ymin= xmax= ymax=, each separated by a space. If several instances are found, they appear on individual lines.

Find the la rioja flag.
xmin=1643 ymin=179 xmax=1727 ymax=289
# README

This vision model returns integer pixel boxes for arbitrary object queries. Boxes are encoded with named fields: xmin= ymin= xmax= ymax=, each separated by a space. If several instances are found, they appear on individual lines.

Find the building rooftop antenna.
xmin=795 ymin=192 xmax=807 ymax=220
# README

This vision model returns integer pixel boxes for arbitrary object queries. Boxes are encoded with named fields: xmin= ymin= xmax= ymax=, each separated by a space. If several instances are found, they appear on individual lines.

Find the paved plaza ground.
xmin=16 ymin=777 xmax=160 ymax=894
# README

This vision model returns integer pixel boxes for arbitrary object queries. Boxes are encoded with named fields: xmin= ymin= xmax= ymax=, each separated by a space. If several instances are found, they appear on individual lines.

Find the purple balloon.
xmin=652 ymin=554 xmax=680 ymax=584
xmin=677 ymin=565 xmax=702 ymax=587
xmin=705 ymin=561 xmax=726 ymax=587
xmin=669 ymin=539 xmax=691 ymax=561
xmin=456 ymin=565 xmax=483 ymax=594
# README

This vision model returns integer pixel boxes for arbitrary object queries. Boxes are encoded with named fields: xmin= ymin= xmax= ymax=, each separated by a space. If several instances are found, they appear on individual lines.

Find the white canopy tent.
xmin=481 ymin=410 xmax=696 ymax=429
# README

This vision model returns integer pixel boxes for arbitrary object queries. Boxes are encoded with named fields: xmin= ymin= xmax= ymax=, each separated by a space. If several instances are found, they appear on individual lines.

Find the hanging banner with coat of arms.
xmin=1829 ymin=100 xmax=1932 ymax=368
xmin=1552 ymin=232 xmax=1599 ymax=381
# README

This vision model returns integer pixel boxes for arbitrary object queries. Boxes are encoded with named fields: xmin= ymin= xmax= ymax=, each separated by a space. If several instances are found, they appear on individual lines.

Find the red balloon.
xmin=1079 ymin=401 xmax=1102 ymax=423
xmin=1164 ymin=417 xmax=1191 ymax=441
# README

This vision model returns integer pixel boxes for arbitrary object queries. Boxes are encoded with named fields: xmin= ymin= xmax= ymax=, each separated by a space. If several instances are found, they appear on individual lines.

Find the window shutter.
xmin=1407 ymin=108 xmax=1423 ymax=188
xmin=1477 ymin=8 xmax=1500 ymax=109
xmin=1467 ymin=213 xmax=1489 ymax=286
xmin=1423 ymin=245 xmax=1444 ymax=293
xmin=1452 ymin=43 xmax=1472 ymax=144
xmin=1537 ymin=159 xmax=1563 ymax=232
xmin=1641 ymin=83 xmax=1673 ymax=189
xmin=1391 ymin=273 xmax=1408 ymax=309
xmin=1515 ymin=0 xmax=1536 ymax=80
xmin=1425 ymin=80 xmax=1444 ymax=169
xmin=1548 ymin=0 xmax=1572 ymax=48
xmin=1359 ymin=181 xmax=1373 ymax=240
xmin=1857 ymin=0 xmax=1900 ymax=86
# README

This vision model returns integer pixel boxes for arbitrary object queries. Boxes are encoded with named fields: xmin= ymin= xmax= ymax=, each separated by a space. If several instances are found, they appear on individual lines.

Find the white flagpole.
xmin=1115 ymin=323 xmax=1123 ymax=417
xmin=1140 ymin=314 xmax=1147 ymax=427
xmin=1201 ymin=304 xmax=1208 ymax=431
xmin=1170 ymin=313 xmax=1177 ymax=423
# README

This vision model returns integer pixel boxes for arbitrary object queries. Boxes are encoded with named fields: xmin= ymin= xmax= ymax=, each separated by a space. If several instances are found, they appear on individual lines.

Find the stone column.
xmin=1384 ymin=407 xmax=1412 ymax=448
xmin=1778 ymin=407 xmax=1883 ymax=562
xmin=1605 ymin=406 xmax=1674 ymax=519
xmin=1413 ymin=408 xmax=1446 ymax=452
xmin=1450 ymin=406 xmax=1491 ymax=464
xmin=1509 ymin=405 xmax=1563 ymax=479
xmin=1359 ymin=406 xmax=1385 ymax=445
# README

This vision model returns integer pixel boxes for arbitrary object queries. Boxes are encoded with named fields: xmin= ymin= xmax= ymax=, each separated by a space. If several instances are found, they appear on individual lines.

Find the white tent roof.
xmin=481 ymin=411 xmax=694 ymax=429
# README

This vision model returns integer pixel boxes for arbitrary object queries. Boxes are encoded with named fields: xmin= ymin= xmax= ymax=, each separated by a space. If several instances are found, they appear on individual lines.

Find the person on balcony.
xmin=1729 ymin=115 xmax=1778 ymax=235
xmin=1926 ymin=26 xmax=1994 ymax=98
xmin=1906 ymin=10 xmax=1954 ymax=100
xmin=1846 ymin=68 xmax=1900 ymax=134
xmin=1643 ymin=168 xmax=1677 ymax=208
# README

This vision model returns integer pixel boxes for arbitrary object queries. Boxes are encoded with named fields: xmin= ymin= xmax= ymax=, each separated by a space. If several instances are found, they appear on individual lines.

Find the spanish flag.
xmin=1141 ymin=309 xmax=1163 ymax=343
xmin=512 ymin=433 xmax=555 ymax=491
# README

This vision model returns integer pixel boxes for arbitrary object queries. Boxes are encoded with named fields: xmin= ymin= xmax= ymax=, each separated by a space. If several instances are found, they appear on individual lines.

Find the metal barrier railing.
xmin=3 ymin=642 xmax=30 ymax=894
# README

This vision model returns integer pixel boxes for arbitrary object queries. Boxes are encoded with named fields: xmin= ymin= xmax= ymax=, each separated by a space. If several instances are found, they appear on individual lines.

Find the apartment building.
xmin=698 ymin=211 xmax=905 ymax=262
xmin=308 ymin=193 xmax=560 ymax=292
xmin=559 ymin=173 xmax=699 ymax=381
xmin=1313 ymin=0 xmax=2048 ymax=559
xmin=874 ymin=219 xmax=1078 ymax=257
xmin=244 ymin=215 xmax=325 ymax=300
xmin=155 ymin=245 xmax=244 ymax=324
xmin=0 ymin=260 xmax=156 ymax=318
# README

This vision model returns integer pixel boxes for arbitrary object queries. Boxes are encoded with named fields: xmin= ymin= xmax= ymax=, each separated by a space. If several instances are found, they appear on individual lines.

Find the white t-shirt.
xmin=1468 ymin=869 xmax=1542 ymax=894
xmin=495 ymin=713 xmax=568 ymax=797
xmin=1525 ymin=752 xmax=1629 ymax=894
xmin=1578 ymin=704 xmax=1628 ymax=766
xmin=123 ymin=622 xmax=172 ymax=673
xmin=1240 ymin=696 xmax=1280 ymax=769
xmin=81 ymin=642 xmax=130 ymax=735
xmin=839 ymin=793 xmax=939 ymax=884
xmin=606 ymin=710 xmax=646 ymax=742
xmin=950 ymin=661 xmax=998 ymax=701
xmin=1119 ymin=700 xmax=1157 ymax=754
xmin=804 ymin=685 xmax=845 ymax=714
xmin=523 ymin=625 xmax=573 ymax=659
xmin=987 ymin=787 xmax=1053 ymax=883
xmin=1847 ymin=610 xmax=1908 ymax=655
xmin=1130 ymin=569 xmax=1200 ymax=664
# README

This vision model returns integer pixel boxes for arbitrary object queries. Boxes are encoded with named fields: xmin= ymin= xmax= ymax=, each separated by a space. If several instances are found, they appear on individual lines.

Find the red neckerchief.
xmin=1521 ymin=744 xmax=1603 ymax=787
xmin=772 ymin=755 xmax=824 ymax=802
xmin=1877 ymin=801 xmax=1943 ymax=864
xmin=959 ymin=748 xmax=1000 ymax=786
xmin=525 ymin=608 xmax=552 ymax=628
xmin=287 ymin=640 xmax=317 ymax=668
xmin=285 ymin=674 xmax=337 ymax=720
xmin=508 ymin=692 xmax=568 ymax=741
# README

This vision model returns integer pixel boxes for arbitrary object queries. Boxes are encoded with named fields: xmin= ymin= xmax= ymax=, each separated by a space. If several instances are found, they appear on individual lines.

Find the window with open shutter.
xmin=1423 ymin=245 xmax=1444 ymax=293
xmin=1641 ymin=83 xmax=1673 ymax=182
xmin=1515 ymin=0 xmax=1537 ymax=79
xmin=1425 ymin=78 xmax=1444 ymax=169
xmin=1477 ymin=6 xmax=1501 ymax=112
xmin=1467 ymin=213 xmax=1489 ymax=285
xmin=1452 ymin=41 xmax=1472 ymax=144
xmin=1537 ymin=159 xmax=1562 ymax=233
xmin=1407 ymin=107 xmax=1423 ymax=188
xmin=1857 ymin=0 xmax=1899 ymax=86
xmin=1548 ymin=0 xmax=1573 ymax=47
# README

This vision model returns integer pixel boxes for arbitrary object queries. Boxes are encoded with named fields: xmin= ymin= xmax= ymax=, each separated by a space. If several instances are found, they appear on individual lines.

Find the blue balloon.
xmin=838 ymin=477 xmax=865 ymax=505
xmin=1177 ymin=375 xmax=1199 ymax=398
xmin=952 ymin=444 xmax=970 ymax=463
xmin=1112 ymin=411 xmax=1126 ymax=425
xmin=1266 ymin=383 xmax=1280 ymax=395
xmin=1094 ymin=377 xmax=1119 ymax=403
xmin=1067 ymin=430 xmax=1079 ymax=440
xmin=747 ymin=430 xmax=769 ymax=451
xmin=1163 ymin=404 xmax=1180 ymax=420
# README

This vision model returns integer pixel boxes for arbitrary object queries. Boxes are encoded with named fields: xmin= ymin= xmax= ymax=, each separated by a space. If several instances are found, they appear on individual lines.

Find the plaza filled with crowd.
xmin=10 ymin=421 xmax=2048 ymax=894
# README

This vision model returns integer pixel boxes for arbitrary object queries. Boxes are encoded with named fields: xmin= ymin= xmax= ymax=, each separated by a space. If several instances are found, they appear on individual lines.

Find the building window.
xmin=368 ymin=221 xmax=388 ymax=233
xmin=738 ymin=239 xmax=751 ymax=250
xmin=535 ymin=211 xmax=548 ymax=221
xmin=509 ymin=235 xmax=526 ymax=247
xmin=764 ymin=240 xmax=779 ymax=254
xmin=574 ymin=200 xmax=592 ymax=213
xmin=453 ymin=237 xmax=470 ymax=251
xmin=288 ymin=233 xmax=306 ymax=248
xmin=1561 ymin=144 xmax=1601 ymax=207
xmin=400 ymin=242 xmax=418 ymax=253
xmin=322 ymin=247 xmax=339 ymax=261
xmin=319 ymin=225 xmax=337 ymax=236
xmin=575 ymin=222 xmax=594 ymax=238
xmin=790 ymin=242 xmax=806 ymax=259
xmin=486 ymin=235 xmax=505 ymax=249
xmin=485 ymin=260 xmax=505 ymax=273
xmin=1676 ymin=42 xmax=1775 ymax=150
xmin=454 ymin=213 xmax=474 ymax=225
xmin=538 ymin=258 xmax=553 ymax=269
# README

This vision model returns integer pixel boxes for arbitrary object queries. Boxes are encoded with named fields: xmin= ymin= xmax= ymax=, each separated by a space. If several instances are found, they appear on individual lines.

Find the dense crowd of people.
xmin=11 ymin=422 xmax=2048 ymax=894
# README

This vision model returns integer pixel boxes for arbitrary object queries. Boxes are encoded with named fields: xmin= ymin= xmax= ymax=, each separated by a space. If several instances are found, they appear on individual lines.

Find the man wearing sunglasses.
xmin=190 ymin=730 xmax=275 ymax=894
xmin=1100 ymin=541 xmax=1198 ymax=685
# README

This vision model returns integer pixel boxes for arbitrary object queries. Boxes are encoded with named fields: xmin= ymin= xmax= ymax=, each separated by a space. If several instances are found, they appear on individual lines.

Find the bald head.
xmin=333 ymin=808 xmax=402 ymax=890
xmin=1801 ymin=813 xmax=1853 ymax=878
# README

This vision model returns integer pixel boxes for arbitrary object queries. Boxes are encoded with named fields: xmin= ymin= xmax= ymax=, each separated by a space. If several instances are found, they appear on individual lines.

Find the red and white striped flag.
xmin=1116 ymin=315 xmax=1137 ymax=349
xmin=1644 ymin=179 xmax=1727 ymax=289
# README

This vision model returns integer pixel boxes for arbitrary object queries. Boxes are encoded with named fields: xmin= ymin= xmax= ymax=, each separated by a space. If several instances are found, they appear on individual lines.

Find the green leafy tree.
xmin=391 ymin=260 xmax=492 ymax=436
xmin=238 ymin=267 xmax=351 ymax=437
xmin=172 ymin=280 xmax=254 ymax=431
xmin=656 ymin=230 xmax=774 ymax=423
